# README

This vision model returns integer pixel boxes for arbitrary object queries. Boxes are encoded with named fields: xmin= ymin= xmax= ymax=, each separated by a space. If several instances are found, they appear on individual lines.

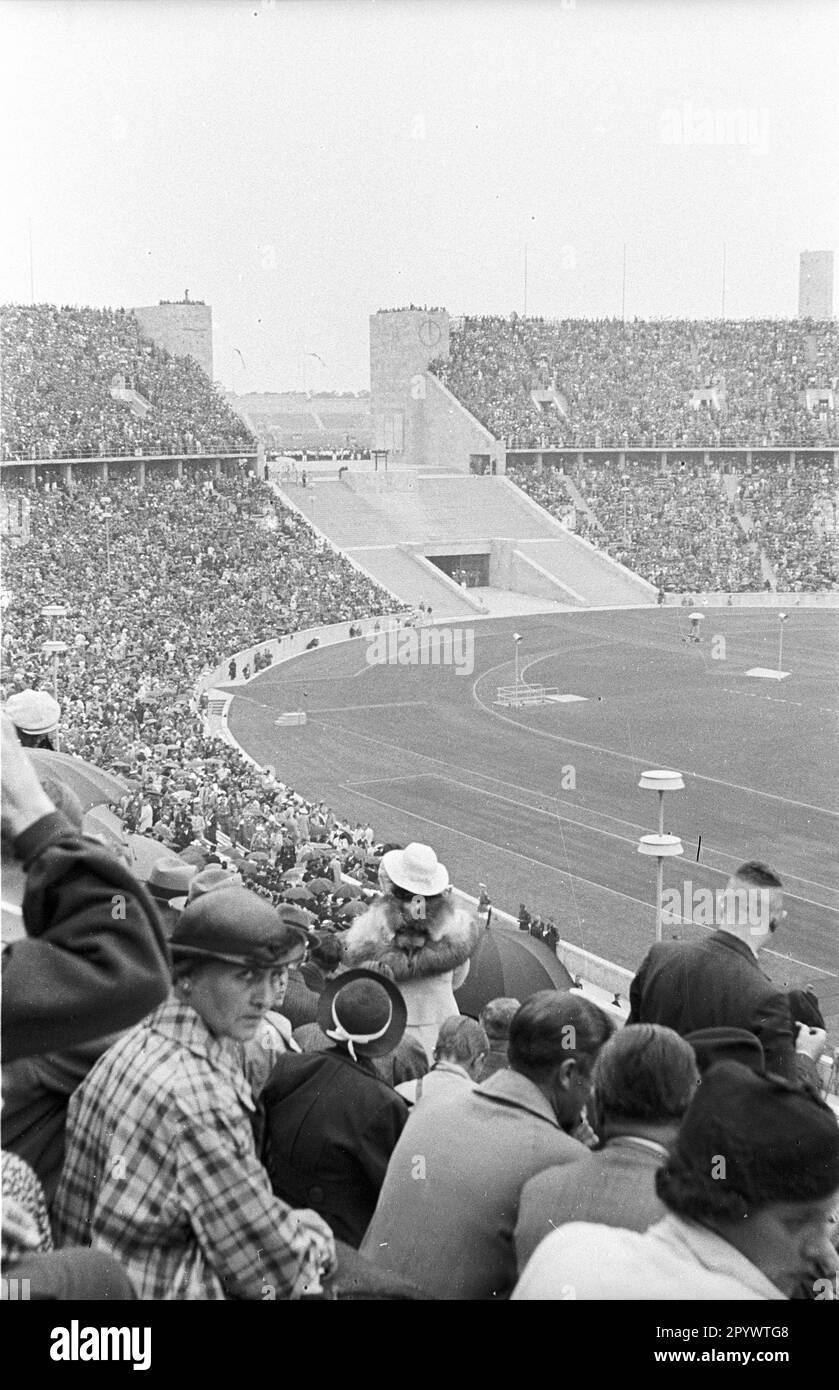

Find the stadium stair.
xmin=560 ymin=474 xmax=603 ymax=532
xmin=280 ymin=472 xmax=654 ymax=612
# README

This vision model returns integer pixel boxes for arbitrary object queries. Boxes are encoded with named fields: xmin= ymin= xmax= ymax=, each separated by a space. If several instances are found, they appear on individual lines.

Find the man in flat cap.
xmin=4 ymin=689 xmax=61 ymax=750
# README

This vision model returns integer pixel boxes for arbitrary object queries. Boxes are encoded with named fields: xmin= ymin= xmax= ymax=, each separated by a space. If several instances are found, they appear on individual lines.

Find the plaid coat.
xmin=53 ymin=998 xmax=335 ymax=1300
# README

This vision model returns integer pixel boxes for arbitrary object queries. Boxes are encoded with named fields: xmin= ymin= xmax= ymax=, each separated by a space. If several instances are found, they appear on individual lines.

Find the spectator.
xmin=476 ymin=997 xmax=520 ymax=1080
xmin=343 ymin=842 xmax=481 ymax=1060
xmin=513 ymin=1062 xmax=839 ymax=1300
xmin=396 ymin=1015 xmax=489 ymax=1105
xmin=515 ymin=1024 xmax=700 ymax=1268
xmin=3 ymin=689 xmax=61 ymax=750
xmin=261 ymin=968 xmax=410 ymax=1247
xmin=628 ymin=860 xmax=799 ymax=1080
xmin=53 ymin=888 xmax=336 ymax=1300
xmin=359 ymin=991 xmax=615 ymax=1300
xmin=1 ymin=715 xmax=170 ymax=1061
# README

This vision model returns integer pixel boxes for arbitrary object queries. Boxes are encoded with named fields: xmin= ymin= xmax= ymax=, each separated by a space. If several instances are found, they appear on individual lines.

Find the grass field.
xmin=226 ymin=606 xmax=839 ymax=1032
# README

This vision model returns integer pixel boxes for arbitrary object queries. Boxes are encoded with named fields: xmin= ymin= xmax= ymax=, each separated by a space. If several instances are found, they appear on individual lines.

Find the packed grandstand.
xmin=1 ymin=300 xmax=838 ymax=1306
xmin=1 ymin=300 xmax=837 ymax=853
xmin=431 ymin=314 xmax=839 ymax=449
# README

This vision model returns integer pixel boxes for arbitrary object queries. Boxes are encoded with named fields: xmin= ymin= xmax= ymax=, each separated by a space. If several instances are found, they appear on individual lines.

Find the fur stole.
xmin=343 ymin=895 xmax=481 ymax=982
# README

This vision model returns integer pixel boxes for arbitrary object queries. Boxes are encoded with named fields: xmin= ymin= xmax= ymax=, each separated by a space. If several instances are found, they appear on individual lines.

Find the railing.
xmin=505 ymin=445 xmax=839 ymax=461
xmin=0 ymin=448 xmax=257 ymax=466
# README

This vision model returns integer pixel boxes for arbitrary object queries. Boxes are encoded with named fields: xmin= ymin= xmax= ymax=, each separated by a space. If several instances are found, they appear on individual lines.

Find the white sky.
xmin=1 ymin=0 xmax=837 ymax=391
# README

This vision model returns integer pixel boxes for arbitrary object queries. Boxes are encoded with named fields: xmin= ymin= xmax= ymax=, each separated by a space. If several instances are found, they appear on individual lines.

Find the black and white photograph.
xmin=0 ymin=0 xmax=837 ymax=1367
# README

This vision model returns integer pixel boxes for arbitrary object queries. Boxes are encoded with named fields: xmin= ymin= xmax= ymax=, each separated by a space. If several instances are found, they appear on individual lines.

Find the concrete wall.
xmin=370 ymin=309 xmax=507 ymax=473
xmin=417 ymin=372 xmax=505 ymax=474
xmin=489 ymin=539 xmax=584 ymax=605
xmin=370 ymin=309 xmax=450 ymax=464
xmin=799 ymin=250 xmax=834 ymax=320
xmin=133 ymin=301 xmax=214 ymax=380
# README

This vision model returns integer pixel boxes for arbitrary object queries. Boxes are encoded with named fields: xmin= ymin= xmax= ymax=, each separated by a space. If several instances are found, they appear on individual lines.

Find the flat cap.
xmin=5 ymin=689 xmax=61 ymax=736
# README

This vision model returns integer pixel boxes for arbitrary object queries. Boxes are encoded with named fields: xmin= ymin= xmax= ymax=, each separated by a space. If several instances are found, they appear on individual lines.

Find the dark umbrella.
xmin=28 ymin=750 xmax=129 ymax=812
xmin=306 ymin=877 xmax=334 ymax=895
xmin=283 ymin=885 xmax=314 ymax=902
xmin=454 ymin=925 xmax=574 ymax=1019
xmin=332 ymin=882 xmax=363 ymax=900
xmin=336 ymin=899 xmax=367 ymax=920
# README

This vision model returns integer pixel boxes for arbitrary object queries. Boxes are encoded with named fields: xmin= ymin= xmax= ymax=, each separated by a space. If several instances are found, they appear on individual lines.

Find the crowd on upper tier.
xmin=1 ymin=463 xmax=837 ymax=1304
xmin=1 ymin=304 xmax=254 ymax=460
xmin=430 ymin=315 xmax=839 ymax=449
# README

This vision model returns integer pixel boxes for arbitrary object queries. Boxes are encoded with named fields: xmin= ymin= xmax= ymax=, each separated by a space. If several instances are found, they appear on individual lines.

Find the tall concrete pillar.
xmin=137 ymin=460 xmax=146 ymax=488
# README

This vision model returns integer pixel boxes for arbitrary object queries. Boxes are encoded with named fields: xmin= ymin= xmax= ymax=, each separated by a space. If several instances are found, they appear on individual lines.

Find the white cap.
xmin=4 ymin=688 xmax=61 ymax=736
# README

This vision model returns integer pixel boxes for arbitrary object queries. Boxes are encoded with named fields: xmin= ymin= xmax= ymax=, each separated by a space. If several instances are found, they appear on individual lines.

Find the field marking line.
xmin=338 ymin=783 xmax=835 ymax=978
xmin=345 ymin=768 xmax=839 ymax=915
xmin=471 ymin=661 xmax=839 ymax=819
xmin=314 ymin=715 xmax=839 ymax=899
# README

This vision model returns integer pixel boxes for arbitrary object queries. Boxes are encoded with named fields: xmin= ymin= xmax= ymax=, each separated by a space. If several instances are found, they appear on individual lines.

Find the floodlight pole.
xmin=638 ymin=770 xmax=685 ymax=944
xmin=42 ymin=639 xmax=68 ymax=751
xmin=655 ymin=855 xmax=665 ymax=944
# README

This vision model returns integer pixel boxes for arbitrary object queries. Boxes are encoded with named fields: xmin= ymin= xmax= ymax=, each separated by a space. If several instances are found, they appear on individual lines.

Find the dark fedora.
xmin=684 ymin=1026 xmax=765 ymax=1075
xmin=171 ymin=887 xmax=308 ymax=969
xmin=147 ymin=857 xmax=197 ymax=906
xmin=317 ymin=967 xmax=407 ymax=1059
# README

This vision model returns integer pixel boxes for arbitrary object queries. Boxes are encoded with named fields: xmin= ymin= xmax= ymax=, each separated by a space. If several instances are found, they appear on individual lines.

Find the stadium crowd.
xmin=507 ymin=454 xmax=837 ymax=592
xmin=0 ymin=469 xmax=402 ymax=908
xmin=2 ymin=736 xmax=837 ymax=1302
xmin=1 ymin=305 xmax=254 ymax=460
xmin=431 ymin=315 xmax=839 ymax=449
xmin=736 ymin=455 xmax=839 ymax=591
xmin=1 ymin=311 xmax=837 ymax=1306
xmin=1 ymin=479 xmax=837 ymax=1302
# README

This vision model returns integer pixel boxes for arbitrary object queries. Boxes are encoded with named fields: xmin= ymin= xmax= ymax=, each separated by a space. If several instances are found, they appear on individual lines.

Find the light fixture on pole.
xmin=638 ymin=769 xmax=685 ymax=942
xmin=777 ymin=612 xmax=788 ymax=674
xmin=100 ymin=499 xmax=114 ymax=583
xmin=42 ymin=639 xmax=68 ymax=751
xmin=40 ymin=603 xmax=68 ymax=640
xmin=513 ymin=633 xmax=522 ymax=695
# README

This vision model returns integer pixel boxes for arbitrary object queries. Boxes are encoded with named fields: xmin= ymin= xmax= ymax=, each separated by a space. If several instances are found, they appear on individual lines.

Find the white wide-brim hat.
xmin=381 ymin=842 xmax=449 ymax=897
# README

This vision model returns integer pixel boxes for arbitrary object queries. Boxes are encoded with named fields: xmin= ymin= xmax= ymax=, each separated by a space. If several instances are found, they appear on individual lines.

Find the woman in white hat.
xmin=342 ymin=842 xmax=481 ymax=1060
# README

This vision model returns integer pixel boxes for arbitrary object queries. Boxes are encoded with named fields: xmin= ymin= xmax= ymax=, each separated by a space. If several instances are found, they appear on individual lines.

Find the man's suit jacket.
xmin=515 ymin=1137 xmax=667 ymax=1272
xmin=628 ymin=930 xmax=795 ymax=1079
xmin=360 ymin=1068 xmax=588 ymax=1300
